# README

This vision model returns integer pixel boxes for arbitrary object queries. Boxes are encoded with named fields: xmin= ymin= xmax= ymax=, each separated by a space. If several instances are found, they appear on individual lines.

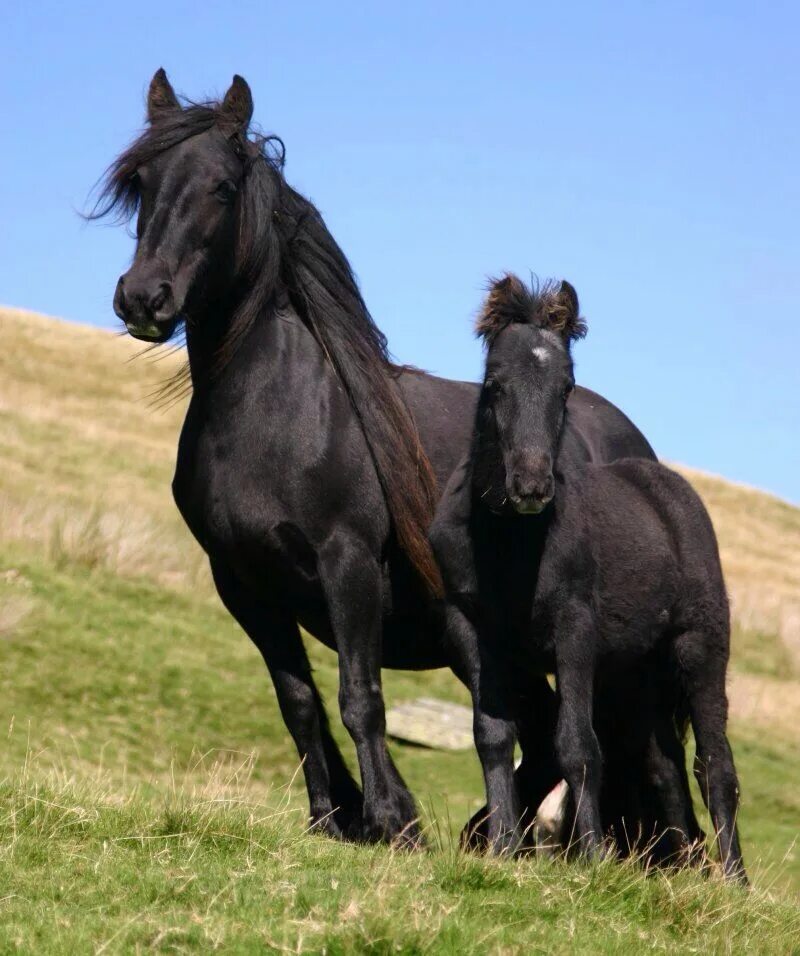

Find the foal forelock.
xmin=476 ymin=274 xmax=587 ymax=346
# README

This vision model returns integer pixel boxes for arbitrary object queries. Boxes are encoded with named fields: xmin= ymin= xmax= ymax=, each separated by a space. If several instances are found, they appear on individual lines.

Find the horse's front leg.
xmin=446 ymin=603 xmax=520 ymax=854
xmin=318 ymin=532 xmax=420 ymax=846
xmin=211 ymin=561 xmax=363 ymax=840
xmin=461 ymin=685 xmax=564 ymax=853
xmin=553 ymin=602 xmax=604 ymax=857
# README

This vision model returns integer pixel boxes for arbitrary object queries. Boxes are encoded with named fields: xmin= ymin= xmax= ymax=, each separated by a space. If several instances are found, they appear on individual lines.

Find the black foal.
xmin=431 ymin=275 xmax=746 ymax=882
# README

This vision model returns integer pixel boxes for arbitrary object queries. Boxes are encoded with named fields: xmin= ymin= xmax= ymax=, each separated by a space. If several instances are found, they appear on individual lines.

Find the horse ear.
xmin=548 ymin=280 xmax=587 ymax=343
xmin=221 ymin=75 xmax=254 ymax=131
xmin=476 ymin=273 xmax=528 ymax=342
xmin=147 ymin=68 xmax=180 ymax=123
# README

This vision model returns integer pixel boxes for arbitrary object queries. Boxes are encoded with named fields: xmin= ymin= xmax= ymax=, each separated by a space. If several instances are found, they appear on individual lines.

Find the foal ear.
xmin=147 ymin=68 xmax=180 ymax=122
xmin=220 ymin=75 xmax=254 ymax=131
xmin=476 ymin=273 xmax=529 ymax=342
xmin=547 ymin=280 xmax=587 ymax=343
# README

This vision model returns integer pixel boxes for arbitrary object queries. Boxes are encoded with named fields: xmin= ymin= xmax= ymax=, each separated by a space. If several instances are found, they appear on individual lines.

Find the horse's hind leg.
xmin=674 ymin=629 xmax=747 ymax=884
xmin=594 ymin=676 xmax=702 ymax=867
xmin=514 ymin=679 xmax=564 ymax=845
xmin=643 ymin=706 xmax=705 ymax=866
xmin=211 ymin=561 xmax=363 ymax=841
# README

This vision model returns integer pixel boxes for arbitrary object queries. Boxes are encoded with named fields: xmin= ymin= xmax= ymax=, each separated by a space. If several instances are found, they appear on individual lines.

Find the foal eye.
xmin=214 ymin=180 xmax=237 ymax=203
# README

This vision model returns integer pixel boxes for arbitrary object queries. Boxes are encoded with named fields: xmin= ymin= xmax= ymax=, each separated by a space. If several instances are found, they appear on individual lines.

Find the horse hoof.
xmin=361 ymin=811 xmax=424 ymax=848
xmin=307 ymin=812 xmax=345 ymax=841
xmin=460 ymin=809 xmax=491 ymax=853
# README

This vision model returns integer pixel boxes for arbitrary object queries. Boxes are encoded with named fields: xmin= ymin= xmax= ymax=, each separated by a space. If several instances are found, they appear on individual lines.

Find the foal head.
xmin=100 ymin=70 xmax=258 ymax=343
xmin=474 ymin=274 xmax=586 ymax=515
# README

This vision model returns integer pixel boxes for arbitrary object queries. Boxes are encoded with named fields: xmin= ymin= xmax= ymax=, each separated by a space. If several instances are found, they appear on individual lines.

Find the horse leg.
xmin=445 ymin=604 xmax=520 ymax=853
xmin=642 ymin=701 xmax=706 ymax=867
xmin=317 ymin=533 xmax=419 ymax=845
xmin=674 ymin=629 xmax=747 ymax=884
xmin=599 ymin=667 xmax=702 ymax=865
xmin=553 ymin=605 xmax=604 ymax=857
xmin=211 ymin=561 xmax=362 ymax=840
xmin=456 ymin=641 xmax=561 ymax=852
xmin=514 ymin=680 xmax=564 ymax=845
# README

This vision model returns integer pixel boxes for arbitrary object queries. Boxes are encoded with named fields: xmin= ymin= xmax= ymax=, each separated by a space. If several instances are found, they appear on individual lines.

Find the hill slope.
xmin=1 ymin=308 xmax=798 ymax=952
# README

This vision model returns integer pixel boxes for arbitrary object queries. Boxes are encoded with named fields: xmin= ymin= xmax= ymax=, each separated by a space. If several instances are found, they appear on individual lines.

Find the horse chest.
xmin=172 ymin=422 xmax=323 ymax=594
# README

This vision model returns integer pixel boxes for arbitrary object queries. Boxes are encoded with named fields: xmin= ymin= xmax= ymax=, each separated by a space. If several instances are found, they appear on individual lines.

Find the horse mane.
xmin=91 ymin=99 xmax=443 ymax=597
xmin=476 ymin=273 xmax=587 ymax=345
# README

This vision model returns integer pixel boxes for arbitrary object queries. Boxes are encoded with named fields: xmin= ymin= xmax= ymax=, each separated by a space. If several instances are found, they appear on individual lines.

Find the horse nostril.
xmin=149 ymin=283 xmax=171 ymax=314
xmin=113 ymin=277 xmax=127 ymax=318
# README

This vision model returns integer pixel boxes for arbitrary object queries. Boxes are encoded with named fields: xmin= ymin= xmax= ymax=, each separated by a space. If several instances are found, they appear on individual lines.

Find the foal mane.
xmin=476 ymin=273 xmax=587 ymax=345
xmin=92 ymin=95 xmax=443 ymax=597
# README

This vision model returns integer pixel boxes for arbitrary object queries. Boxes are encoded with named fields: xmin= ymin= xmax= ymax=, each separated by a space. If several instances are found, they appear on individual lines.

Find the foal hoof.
xmin=460 ymin=809 xmax=491 ymax=853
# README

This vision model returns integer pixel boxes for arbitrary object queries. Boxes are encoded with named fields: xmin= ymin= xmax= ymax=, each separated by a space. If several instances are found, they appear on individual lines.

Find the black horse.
xmin=97 ymin=70 xmax=658 ymax=844
xmin=430 ymin=274 xmax=746 ymax=882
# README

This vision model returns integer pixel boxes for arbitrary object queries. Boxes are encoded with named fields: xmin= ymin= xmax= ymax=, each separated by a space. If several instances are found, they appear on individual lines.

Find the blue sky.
xmin=2 ymin=1 xmax=798 ymax=502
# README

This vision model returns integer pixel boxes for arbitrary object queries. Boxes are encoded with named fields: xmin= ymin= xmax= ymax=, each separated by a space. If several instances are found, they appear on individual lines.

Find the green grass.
xmin=1 ymin=309 xmax=800 ymax=951
xmin=2 ymin=540 xmax=800 ymax=952
xmin=1 ymin=773 xmax=798 ymax=954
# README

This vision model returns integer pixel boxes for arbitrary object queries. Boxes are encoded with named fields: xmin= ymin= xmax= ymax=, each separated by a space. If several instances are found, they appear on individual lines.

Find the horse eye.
xmin=214 ymin=180 xmax=237 ymax=203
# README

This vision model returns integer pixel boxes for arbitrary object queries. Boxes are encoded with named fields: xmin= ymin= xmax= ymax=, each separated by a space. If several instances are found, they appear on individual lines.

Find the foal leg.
xmin=318 ymin=532 xmax=420 ymax=845
xmin=211 ymin=562 xmax=362 ymax=840
xmin=553 ymin=605 xmax=604 ymax=857
xmin=674 ymin=630 xmax=747 ymax=884
xmin=460 ymin=684 xmax=562 ymax=853
xmin=643 ymin=702 xmax=706 ymax=866
xmin=514 ymin=680 xmax=564 ymax=845
xmin=445 ymin=604 xmax=519 ymax=853
xmin=594 ymin=673 xmax=649 ymax=858
xmin=601 ymin=667 xmax=703 ymax=865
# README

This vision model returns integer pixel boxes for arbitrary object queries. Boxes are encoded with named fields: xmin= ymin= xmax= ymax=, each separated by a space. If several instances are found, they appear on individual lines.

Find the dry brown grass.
xmin=2 ymin=306 xmax=799 ymax=675
xmin=673 ymin=465 xmax=800 ymax=673
xmin=0 ymin=307 xmax=208 ymax=593
xmin=727 ymin=672 xmax=800 ymax=744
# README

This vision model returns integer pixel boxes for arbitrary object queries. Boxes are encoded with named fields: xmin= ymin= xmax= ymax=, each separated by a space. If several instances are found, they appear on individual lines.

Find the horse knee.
xmin=556 ymin=722 xmax=602 ymax=790
xmin=474 ymin=711 xmax=516 ymax=767
xmin=339 ymin=682 xmax=384 ymax=743
xmin=271 ymin=672 xmax=324 ymax=739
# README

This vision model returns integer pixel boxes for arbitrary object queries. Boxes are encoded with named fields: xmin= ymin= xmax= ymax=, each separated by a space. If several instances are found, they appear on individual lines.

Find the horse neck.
xmin=182 ymin=287 xmax=247 ymax=386
xmin=184 ymin=292 xmax=330 ymax=422
xmin=469 ymin=414 xmax=507 ymax=513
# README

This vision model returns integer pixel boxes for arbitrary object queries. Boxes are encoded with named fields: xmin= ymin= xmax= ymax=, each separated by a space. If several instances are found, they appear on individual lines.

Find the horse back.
xmin=586 ymin=459 xmax=728 ymax=635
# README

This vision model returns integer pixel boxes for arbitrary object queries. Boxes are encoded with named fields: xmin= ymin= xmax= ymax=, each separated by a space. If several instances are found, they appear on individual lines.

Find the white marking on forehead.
xmin=532 ymin=346 xmax=551 ymax=363
xmin=540 ymin=328 xmax=564 ymax=348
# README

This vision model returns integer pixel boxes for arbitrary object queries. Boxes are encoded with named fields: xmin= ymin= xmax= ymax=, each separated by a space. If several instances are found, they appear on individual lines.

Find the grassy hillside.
xmin=1 ymin=307 xmax=799 ymax=952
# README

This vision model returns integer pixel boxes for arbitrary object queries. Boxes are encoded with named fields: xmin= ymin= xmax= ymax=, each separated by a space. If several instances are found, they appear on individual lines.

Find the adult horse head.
xmin=107 ymin=71 xmax=254 ymax=343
